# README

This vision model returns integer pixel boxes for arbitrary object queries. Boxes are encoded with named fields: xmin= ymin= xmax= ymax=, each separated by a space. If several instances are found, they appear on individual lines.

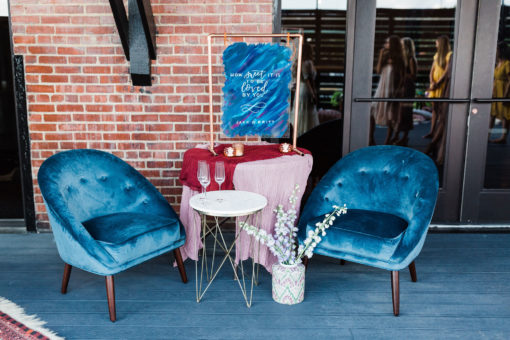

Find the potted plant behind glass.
xmin=240 ymin=185 xmax=347 ymax=305
xmin=330 ymin=89 xmax=343 ymax=112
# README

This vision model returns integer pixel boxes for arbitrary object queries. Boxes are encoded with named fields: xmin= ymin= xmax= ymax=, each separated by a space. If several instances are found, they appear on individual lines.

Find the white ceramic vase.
xmin=271 ymin=262 xmax=305 ymax=305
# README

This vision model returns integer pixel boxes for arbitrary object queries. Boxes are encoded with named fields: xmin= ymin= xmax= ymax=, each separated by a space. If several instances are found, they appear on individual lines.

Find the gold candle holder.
xmin=232 ymin=143 xmax=244 ymax=156
xmin=279 ymin=143 xmax=291 ymax=153
xmin=223 ymin=146 xmax=235 ymax=157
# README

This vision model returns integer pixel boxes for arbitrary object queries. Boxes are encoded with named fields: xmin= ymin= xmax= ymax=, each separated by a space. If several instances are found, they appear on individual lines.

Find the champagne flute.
xmin=197 ymin=161 xmax=210 ymax=200
xmin=197 ymin=161 xmax=205 ymax=196
xmin=215 ymin=162 xmax=225 ymax=191
xmin=215 ymin=161 xmax=225 ymax=202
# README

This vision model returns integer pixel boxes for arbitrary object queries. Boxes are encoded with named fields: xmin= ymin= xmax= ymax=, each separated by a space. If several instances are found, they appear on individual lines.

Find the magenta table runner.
xmin=179 ymin=144 xmax=310 ymax=192
xmin=178 ymin=144 xmax=313 ymax=273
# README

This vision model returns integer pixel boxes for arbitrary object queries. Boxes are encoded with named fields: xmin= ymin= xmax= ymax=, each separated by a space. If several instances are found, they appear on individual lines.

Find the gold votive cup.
xmin=279 ymin=143 xmax=291 ymax=153
xmin=223 ymin=146 xmax=235 ymax=157
xmin=232 ymin=143 xmax=244 ymax=156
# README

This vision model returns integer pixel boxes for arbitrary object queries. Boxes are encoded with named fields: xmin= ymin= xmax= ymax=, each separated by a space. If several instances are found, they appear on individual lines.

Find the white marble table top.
xmin=189 ymin=190 xmax=268 ymax=217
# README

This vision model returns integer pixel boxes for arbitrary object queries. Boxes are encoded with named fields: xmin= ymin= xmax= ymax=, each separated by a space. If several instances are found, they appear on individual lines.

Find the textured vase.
xmin=272 ymin=262 xmax=305 ymax=305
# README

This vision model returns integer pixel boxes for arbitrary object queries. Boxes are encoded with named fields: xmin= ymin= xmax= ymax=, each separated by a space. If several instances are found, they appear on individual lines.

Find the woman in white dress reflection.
xmin=291 ymin=43 xmax=319 ymax=136
xmin=369 ymin=35 xmax=405 ymax=145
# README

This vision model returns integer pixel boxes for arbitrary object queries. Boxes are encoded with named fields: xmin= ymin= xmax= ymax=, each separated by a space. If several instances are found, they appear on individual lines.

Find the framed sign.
xmin=221 ymin=43 xmax=292 ymax=138
xmin=206 ymin=33 xmax=304 ymax=155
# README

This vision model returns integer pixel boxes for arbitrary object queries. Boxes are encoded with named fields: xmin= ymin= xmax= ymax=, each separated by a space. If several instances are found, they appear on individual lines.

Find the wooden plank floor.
xmin=1 ymin=233 xmax=510 ymax=339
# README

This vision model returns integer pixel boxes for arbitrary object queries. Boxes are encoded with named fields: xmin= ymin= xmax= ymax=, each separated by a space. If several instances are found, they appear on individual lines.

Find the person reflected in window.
xmin=393 ymin=37 xmax=417 ymax=146
xmin=424 ymin=35 xmax=452 ymax=139
xmin=291 ymin=43 xmax=319 ymax=137
xmin=370 ymin=35 xmax=405 ymax=145
xmin=425 ymin=56 xmax=452 ymax=166
xmin=489 ymin=42 xmax=510 ymax=144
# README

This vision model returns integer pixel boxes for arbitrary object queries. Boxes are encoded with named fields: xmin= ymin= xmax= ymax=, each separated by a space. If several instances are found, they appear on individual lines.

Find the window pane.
xmin=370 ymin=1 xmax=456 ymax=187
xmin=281 ymin=1 xmax=346 ymax=181
xmin=485 ymin=1 xmax=510 ymax=188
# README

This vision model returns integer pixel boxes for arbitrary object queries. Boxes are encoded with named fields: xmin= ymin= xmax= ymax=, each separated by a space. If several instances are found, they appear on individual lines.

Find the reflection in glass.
xmin=370 ymin=35 xmax=406 ymax=146
xmin=292 ymin=43 xmax=320 ymax=136
xmin=488 ymin=42 xmax=510 ymax=144
xmin=485 ymin=2 xmax=510 ymax=188
xmin=423 ymin=35 xmax=452 ymax=165
xmin=281 ymin=0 xmax=346 ymax=183
xmin=398 ymin=37 xmax=417 ymax=145
xmin=283 ymin=1 xmax=346 ymax=132
xmin=372 ymin=2 xmax=456 ymax=185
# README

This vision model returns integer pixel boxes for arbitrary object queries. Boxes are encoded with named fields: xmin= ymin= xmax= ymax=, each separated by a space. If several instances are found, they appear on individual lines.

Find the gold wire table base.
xmin=195 ymin=212 xmax=262 ymax=308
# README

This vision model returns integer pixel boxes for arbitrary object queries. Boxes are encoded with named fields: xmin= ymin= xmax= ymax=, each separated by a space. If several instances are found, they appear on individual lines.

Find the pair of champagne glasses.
xmin=197 ymin=161 xmax=225 ymax=201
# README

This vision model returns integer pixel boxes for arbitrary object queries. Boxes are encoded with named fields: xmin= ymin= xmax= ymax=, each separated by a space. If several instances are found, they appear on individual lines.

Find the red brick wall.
xmin=9 ymin=0 xmax=273 ymax=230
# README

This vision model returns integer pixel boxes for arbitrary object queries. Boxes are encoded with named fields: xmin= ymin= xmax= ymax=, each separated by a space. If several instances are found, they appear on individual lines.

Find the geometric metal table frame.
xmin=189 ymin=190 xmax=267 ymax=307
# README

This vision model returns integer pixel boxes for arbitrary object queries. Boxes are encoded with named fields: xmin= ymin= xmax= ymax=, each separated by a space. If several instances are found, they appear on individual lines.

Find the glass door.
xmin=279 ymin=0 xmax=347 ymax=186
xmin=462 ymin=0 xmax=510 ymax=223
xmin=345 ymin=0 xmax=477 ymax=222
xmin=280 ymin=0 xmax=506 ymax=223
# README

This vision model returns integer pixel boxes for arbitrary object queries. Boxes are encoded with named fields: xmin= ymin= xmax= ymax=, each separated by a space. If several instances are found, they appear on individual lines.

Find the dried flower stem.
xmin=240 ymin=184 xmax=348 ymax=265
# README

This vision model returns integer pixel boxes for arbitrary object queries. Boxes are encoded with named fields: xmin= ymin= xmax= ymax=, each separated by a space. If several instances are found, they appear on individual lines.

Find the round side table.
xmin=190 ymin=190 xmax=267 ymax=307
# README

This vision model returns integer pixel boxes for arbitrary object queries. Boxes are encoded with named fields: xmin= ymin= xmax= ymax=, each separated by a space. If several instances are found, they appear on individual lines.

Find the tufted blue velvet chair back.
xmin=298 ymin=146 xmax=439 ymax=266
xmin=39 ymin=149 xmax=176 ymax=223
xmin=39 ymin=149 xmax=188 ymax=321
xmin=38 ymin=149 xmax=183 ymax=275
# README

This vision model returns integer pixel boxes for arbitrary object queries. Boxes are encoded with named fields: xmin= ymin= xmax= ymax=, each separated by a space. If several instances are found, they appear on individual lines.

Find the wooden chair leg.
xmin=302 ymin=256 xmax=309 ymax=270
xmin=391 ymin=271 xmax=400 ymax=316
xmin=173 ymin=248 xmax=188 ymax=283
xmin=61 ymin=263 xmax=72 ymax=294
xmin=105 ymin=276 xmax=116 ymax=322
xmin=340 ymin=259 xmax=346 ymax=265
xmin=409 ymin=261 xmax=417 ymax=282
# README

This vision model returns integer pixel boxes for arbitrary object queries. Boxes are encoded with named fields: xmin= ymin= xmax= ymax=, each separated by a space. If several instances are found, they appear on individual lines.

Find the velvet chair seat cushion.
xmin=82 ymin=212 xmax=185 ymax=265
xmin=303 ymin=209 xmax=408 ymax=263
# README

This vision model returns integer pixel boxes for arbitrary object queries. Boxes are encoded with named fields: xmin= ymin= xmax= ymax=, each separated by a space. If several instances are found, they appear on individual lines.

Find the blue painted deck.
xmin=1 ymin=233 xmax=510 ymax=339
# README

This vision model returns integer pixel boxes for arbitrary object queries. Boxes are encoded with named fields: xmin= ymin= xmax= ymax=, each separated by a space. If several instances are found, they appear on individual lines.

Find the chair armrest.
xmin=389 ymin=216 xmax=430 ymax=269
xmin=45 ymin=202 xmax=115 ymax=267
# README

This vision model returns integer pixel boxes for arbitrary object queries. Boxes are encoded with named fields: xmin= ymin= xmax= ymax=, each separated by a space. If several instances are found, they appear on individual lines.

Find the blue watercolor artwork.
xmin=222 ymin=42 xmax=292 ymax=137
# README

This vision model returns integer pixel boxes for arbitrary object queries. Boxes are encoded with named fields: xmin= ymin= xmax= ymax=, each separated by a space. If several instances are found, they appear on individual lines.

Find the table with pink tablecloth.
xmin=179 ymin=148 xmax=313 ymax=273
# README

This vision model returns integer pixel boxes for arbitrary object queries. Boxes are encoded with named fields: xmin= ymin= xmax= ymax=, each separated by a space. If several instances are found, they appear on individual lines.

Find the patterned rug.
xmin=0 ymin=297 xmax=64 ymax=340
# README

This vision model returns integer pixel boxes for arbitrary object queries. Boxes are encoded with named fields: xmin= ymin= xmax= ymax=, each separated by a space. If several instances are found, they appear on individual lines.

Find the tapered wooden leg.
xmin=391 ymin=271 xmax=400 ymax=316
xmin=340 ymin=259 xmax=346 ymax=265
xmin=61 ymin=264 xmax=72 ymax=294
xmin=302 ymin=256 xmax=309 ymax=270
xmin=173 ymin=248 xmax=188 ymax=283
xmin=409 ymin=261 xmax=417 ymax=282
xmin=105 ymin=276 xmax=116 ymax=322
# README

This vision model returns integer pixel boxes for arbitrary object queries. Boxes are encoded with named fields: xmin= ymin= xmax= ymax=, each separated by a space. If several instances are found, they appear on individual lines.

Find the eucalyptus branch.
xmin=296 ymin=205 xmax=348 ymax=260
xmin=239 ymin=183 xmax=347 ymax=265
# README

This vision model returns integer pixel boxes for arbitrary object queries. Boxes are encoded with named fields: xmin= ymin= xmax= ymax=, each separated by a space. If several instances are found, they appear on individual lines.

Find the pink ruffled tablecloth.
xmin=178 ymin=145 xmax=313 ymax=273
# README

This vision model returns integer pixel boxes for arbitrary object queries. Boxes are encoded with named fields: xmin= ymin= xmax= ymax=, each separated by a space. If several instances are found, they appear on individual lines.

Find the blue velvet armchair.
xmin=298 ymin=145 xmax=438 ymax=315
xmin=38 ymin=149 xmax=187 ymax=322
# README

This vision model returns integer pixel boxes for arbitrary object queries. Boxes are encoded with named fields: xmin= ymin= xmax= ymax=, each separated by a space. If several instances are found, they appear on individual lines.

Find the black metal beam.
xmin=129 ymin=0 xmax=151 ymax=86
xmin=136 ymin=0 xmax=157 ymax=60
xmin=108 ymin=0 xmax=129 ymax=60
xmin=108 ymin=0 xmax=157 ymax=85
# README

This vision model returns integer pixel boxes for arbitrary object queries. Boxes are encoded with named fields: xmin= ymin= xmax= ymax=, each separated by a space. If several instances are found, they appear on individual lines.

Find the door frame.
xmin=343 ymin=0 xmax=480 ymax=222
xmin=4 ymin=9 xmax=36 ymax=231
xmin=275 ymin=0 xmax=504 ymax=223
xmin=461 ymin=0 xmax=505 ymax=223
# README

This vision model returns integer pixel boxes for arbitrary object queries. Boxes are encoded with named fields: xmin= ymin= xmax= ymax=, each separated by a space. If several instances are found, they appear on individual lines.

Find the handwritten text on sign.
xmin=222 ymin=43 xmax=292 ymax=137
